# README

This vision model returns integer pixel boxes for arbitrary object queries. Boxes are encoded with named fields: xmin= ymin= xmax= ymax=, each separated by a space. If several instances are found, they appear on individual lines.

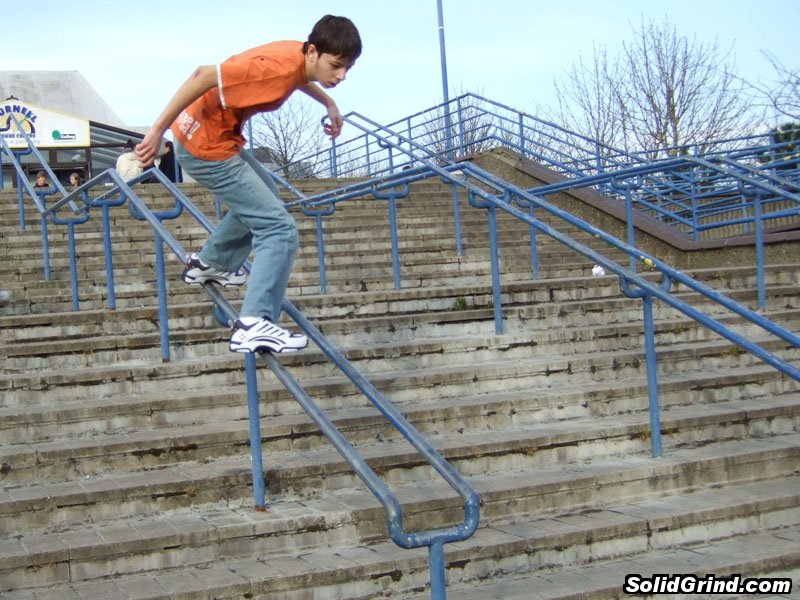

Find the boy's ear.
xmin=305 ymin=43 xmax=319 ymax=61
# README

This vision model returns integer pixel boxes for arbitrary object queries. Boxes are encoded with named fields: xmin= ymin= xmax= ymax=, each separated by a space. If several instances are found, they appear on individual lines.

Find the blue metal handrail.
xmin=5 ymin=105 xmax=799 ymax=595
xmin=276 ymin=111 xmax=800 ymax=462
xmin=283 ymin=93 xmax=800 ymax=242
xmin=2 ymin=121 xmax=479 ymax=600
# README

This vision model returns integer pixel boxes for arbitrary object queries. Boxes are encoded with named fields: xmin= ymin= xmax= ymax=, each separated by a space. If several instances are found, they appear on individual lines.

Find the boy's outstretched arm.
xmin=299 ymin=83 xmax=343 ymax=139
xmin=136 ymin=66 xmax=219 ymax=167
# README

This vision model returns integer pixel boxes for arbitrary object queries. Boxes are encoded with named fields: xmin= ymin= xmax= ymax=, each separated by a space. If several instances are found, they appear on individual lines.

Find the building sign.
xmin=0 ymin=100 xmax=90 ymax=149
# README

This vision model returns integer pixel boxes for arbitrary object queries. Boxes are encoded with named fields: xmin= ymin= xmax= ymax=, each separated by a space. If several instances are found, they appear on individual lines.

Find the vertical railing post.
xmin=487 ymin=204 xmax=503 ymax=334
xmin=101 ymin=204 xmax=118 ymax=309
xmin=365 ymin=136 xmax=372 ymax=175
xmin=18 ymin=184 xmax=26 ymax=231
xmin=244 ymin=352 xmax=267 ymax=510
xmin=619 ymin=275 xmax=669 ymax=459
xmin=67 ymin=223 xmax=80 ymax=311
xmin=690 ymin=168 xmax=701 ymax=242
xmin=467 ymin=188 xmax=504 ymax=334
xmin=315 ymin=215 xmax=328 ymax=294
xmin=373 ymin=184 xmax=410 ymax=290
xmin=456 ymin=96 xmax=466 ymax=156
xmin=39 ymin=212 xmax=52 ymax=281
xmin=450 ymin=183 xmax=463 ymax=256
xmin=428 ymin=542 xmax=447 ymax=600
xmin=153 ymin=232 xmax=171 ymax=362
xmin=752 ymin=189 xmax=766 ymax=310
xmin=642 ymin=295 xmax=663 ymax=458
xmin=388 ymin=198 xmax=401 ymax=289
xmin=330 ymin=138 xmax=338 ymax=178
xmin=528 ymin=202 xmax=539 ymax=279
xmin=612 ymin=179 xmax=640 ymax=273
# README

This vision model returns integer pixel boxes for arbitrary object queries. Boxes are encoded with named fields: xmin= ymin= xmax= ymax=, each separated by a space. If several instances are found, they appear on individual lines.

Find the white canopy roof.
xmin=0 ymin=70 xmax=126 ymax=127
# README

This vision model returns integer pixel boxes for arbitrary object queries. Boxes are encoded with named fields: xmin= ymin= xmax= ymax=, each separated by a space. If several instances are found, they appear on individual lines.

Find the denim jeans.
xmin=175 ymin=141 xmax=298 ymax=320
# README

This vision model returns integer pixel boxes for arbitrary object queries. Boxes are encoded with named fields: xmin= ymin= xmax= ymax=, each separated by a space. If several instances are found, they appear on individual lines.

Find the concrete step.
xmin=3 ymin=441 xmax=798 ymax=598
xmin=1 ymin=384 xmax=798 ymax=515
xmin=2 ymin=262 xmax=797 ymax=344
xmin=3 ymin=163 xmax=799 ymax=600
xmin=404 ymin=528 xmax=800 ymax=600
xmin=3 ymin=315 xmax=797 ymax=409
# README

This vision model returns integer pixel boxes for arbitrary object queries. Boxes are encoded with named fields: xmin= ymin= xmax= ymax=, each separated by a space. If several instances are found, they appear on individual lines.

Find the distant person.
xmin=33 ymin=171 xmax=49 ymax=188
xmin=135 ymin=15 xmax=362 ymax=354
xmin=157 ymin=140 xmax=177 ymax=182
xmin=69 ymin=172 xmax=82 ymax=187
xmin=116 ymin=139 xmax=143 ymax=180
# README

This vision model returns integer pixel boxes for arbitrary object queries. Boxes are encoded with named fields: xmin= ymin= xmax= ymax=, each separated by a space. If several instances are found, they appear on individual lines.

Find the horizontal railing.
xmin=285 ymin=93 xmax=800 ymax=242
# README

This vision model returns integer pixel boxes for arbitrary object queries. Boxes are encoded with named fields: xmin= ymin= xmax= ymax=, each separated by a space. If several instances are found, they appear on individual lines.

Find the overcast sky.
xmin=13 ymin=0 xmax=800 ymax=133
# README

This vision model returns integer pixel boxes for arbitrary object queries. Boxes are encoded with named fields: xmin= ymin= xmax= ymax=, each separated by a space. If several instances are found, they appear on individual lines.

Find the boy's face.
xmin=306 ymin=45 xmax=355 ymax=89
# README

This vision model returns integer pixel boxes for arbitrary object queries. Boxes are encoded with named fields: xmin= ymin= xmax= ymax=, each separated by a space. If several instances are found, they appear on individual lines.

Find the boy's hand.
xmin=135 ymin=128 xmax=165 ymax=167
xmin=323 ymin=104 xmax=343 ymax=139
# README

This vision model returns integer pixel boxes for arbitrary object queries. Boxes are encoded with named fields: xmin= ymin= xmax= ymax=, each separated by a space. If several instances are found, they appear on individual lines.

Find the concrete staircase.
xmin=1 ymin=166 xmax=799 ymax=599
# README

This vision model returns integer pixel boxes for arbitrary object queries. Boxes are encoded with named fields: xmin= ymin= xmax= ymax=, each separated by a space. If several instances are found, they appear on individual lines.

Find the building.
xmin=0 ymin=70 xmax=147 ymax=188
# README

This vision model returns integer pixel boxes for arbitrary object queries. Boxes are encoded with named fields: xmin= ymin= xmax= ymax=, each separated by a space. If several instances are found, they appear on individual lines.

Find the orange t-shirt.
xmin=171 ymin=40 xmax=308 ymax=161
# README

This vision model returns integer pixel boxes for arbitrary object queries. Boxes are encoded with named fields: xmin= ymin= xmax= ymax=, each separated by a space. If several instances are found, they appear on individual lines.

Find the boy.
xmin=136 ymin=15 xmax=362 ymax=353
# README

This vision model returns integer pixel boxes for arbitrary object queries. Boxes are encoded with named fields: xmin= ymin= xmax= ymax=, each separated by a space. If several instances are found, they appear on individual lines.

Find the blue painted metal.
xmin=642 ymin=295 xmax=662 ymax=458
xmin=285 ymin=94 xmax=800 ymax=257
xmin=5 ymin=97 xmax=800 ymax=598
xmin=244 ymin=352 xmax=267 ymax=510
xmin=18 ymin=182 xmax=26 ymax=231
xmin=126 ymin=168 xmax=184 ymax=360
xmin=314 ymin=216 xmax=328 ymax=293
xmin=153 ymin=232 xmax=171 ymax=362
xmin=323 ymin=113 xmax=800 ymax=388
xmin=513 ymin=193 xmax=540 ymax=279
xmin=83 ymin=190 xmax=127 ymax=309
xmin=611 ymin=178 xmax=642 ymax=272
xmin=92 ymin=155 xmax=482 ymax=600
xmin=618 ymin=273 xmax=672 ymax=458
xmin=429 ymin=542 xmax=447 ymax=600
xmin=48 ymin=202 xmax=90 ymax=311
xmin=436 ymin=0 xmax=452 ymax=165
xmin=465 ymin=187 xmax=504 ymax=334
xmin=372 ymin=182 xmax=410 ymax=290
xmin=750 ymin=188 xmax=767 ymax=310
xmin=39 ymin=210 xmax=51 ymax=281
xmin=449 ymin=182 xmax=463 ymax=256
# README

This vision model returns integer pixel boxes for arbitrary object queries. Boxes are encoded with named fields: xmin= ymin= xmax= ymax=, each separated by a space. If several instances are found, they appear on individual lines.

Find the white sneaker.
xmin=181 ymin=252 xmax=247 ymax=287
xmin=229 ymin=317 xmax=308 ymax=353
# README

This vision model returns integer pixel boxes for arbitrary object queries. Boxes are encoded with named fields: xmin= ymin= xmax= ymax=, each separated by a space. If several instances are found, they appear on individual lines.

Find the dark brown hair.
xmin=303 ymin=15 xmax=362 ymax=61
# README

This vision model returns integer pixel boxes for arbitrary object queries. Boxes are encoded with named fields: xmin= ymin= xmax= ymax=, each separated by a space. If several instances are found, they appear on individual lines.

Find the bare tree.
xmin=554 ymin=44 xmax=629 ymax=153
xmin=248 ymin=94 xmax=329 ymax=177
xmin=419 ymin=91 xmax=501 ymax=161
xmin=751 ymin=51 xmax=800 ymax=123
xmin=554 ymin=17 xmax=757 ymax=160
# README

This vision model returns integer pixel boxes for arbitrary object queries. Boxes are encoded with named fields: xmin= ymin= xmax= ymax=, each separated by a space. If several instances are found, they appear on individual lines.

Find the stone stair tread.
xmin=2 ymin=420 xmax=798 ymax=542
xmin=404 ymin=527 xmax=800 ymax=599
xmin=2 ymin=361 xmax=797 ymax=451
xmin=4 ymin=322 xmax=795 ymax=394
xmin=3 ymin=172 xmax=800 ymax=598
xmin=2 ymin=386 xmax=798 ymax=474
xmin=5 ymin=475 xmax=799 ymax=598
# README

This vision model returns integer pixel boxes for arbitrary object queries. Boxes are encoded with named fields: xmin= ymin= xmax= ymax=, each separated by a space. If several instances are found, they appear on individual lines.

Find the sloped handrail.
xmin=285 ymin=111 xmax=800 ymax=458
xmin=298 ymin=112 xmax=800 ymax=376
xmin=1 ymin=124 xmax=479 ymax=600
